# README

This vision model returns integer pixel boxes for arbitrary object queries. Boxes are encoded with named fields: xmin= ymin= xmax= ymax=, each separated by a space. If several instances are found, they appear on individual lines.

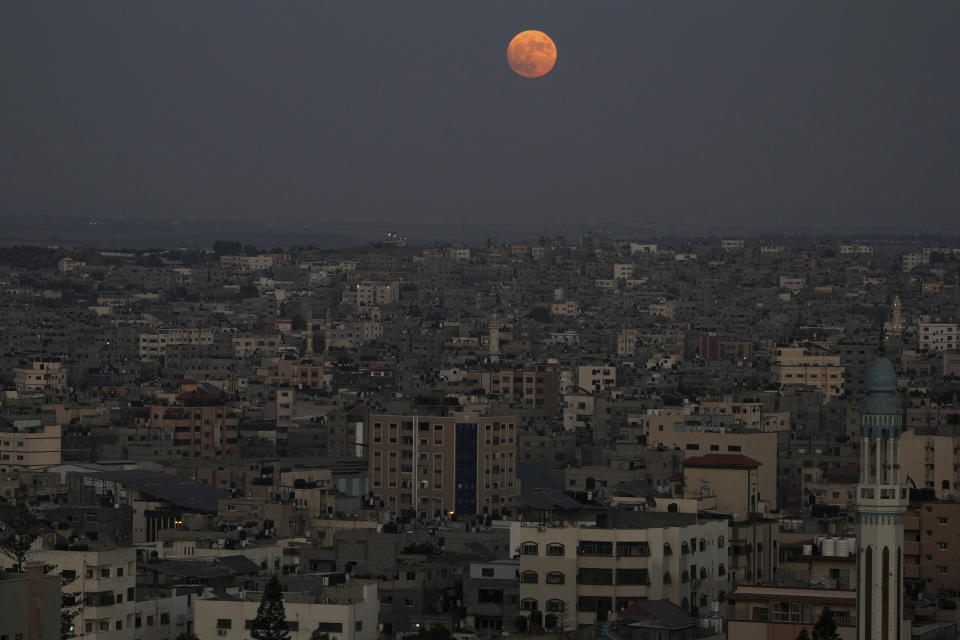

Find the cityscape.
xmin=2 ymin=234 xmax=960 ymax=640
xmin=3 ymin=3 xmax=960 ymax=640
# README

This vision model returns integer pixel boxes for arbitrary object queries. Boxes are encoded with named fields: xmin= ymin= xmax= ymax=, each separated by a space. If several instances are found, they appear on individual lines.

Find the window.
xmin=718 ymin=536 xmax=725 ymax=549
xmin=100 ymin=568 xmax=110 ymax=578
xmin=939 ymin=517 xmax=949 ymax=526
xmin=616 ymin=541 xmax=651 ymax=557
xmin=520 ymin=571 xmax=538 ymax=584
xmin=579 ymin=540 xmax=613 ymax=556
xmin=481 ymin=568 xmax=494 ymax=577
xmin=681 ymin=541 xmax=690 ymax=555
xmin=160 ymin=613 xmax=170 ymax=625
xmin=718 ymin=563 xmax=726 ymax=576
xmin=681 ymin=570 xmax=690 ymax=583
xmin=546 ymin=571 xmax=565 ymax=585
xmin=355 ymin=622 xmax=363 ymax=632
xmin=217 ymin=620 xmax=232 ymax=630
xmin=663 ymin=571 xmax=672 ymax=584
xmin=578 ymin=568 xmax=613 ymax=585
xmin=115 ymin=621 xmax=122 ymax=631
xmin=615 ymin=568 xmax=650 ymax=585
xmin=772 ymin=602 xmax=799 ymax=622
xmin=939 ymin=542 xmax=950 ymax=551
xmin=546 ymin=543 xmax=565 ymax=556
xmin=99 ymin=623 xmax=109 ymax=632
xmin=520 ymin=599 xmax=537 ymax=611
xmin=545 ymin=599 xmax=565 ymax=612
xmin=116 ymin=567 xmax=123 ymax=577
xmin=663 ymin=542 xmax=672 ymax=555
xmin=521 ymin=542 xmax=538 ymax=555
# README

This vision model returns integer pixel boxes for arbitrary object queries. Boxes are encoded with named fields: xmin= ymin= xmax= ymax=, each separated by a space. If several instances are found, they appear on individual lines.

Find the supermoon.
xmin=507 ymin=30 xmax=557 ymax=79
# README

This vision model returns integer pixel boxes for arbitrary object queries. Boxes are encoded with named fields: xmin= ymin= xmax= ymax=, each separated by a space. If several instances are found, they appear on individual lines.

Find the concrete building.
xmin=33 ymin=546 xmax=137 ymax=640
xmin=508 ymin=510 xmax=728 ymax=630
xmin=0 ymin=420 xmax=62 ymax=472
xmin=463 ymin=559 xmax=520 ymax=634
xmin=917 ymin=321 xmax=958 ymax=352
xmin=727 ymin=585 xmax=856 ymax=640
xmin=680 ymin=454 xmax=761 ymax=517
xmin=195 ymin=582 xmax=378 ymax=640
xmin=772 ymin=346 xmax=845 ymax=402
xmin=855 ymin=358 xmax=908 ymax=640
xmin=14 ymin=360 xmax=67 ymax=394
xmin=368 ymin=412 xmax=518 ymax=519
xmin=0 ymin=562 xmax=61 ymax=640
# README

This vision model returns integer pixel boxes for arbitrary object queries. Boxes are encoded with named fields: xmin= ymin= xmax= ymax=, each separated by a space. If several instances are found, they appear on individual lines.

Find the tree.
xmin=812 ymin=608 xmax=841 ymax=640
xmin=250 ymin=575 xmax=291 ymax=640
xmin=528 ymin=307 xmax=551 ymax=322
xmin=60 ymin=593 xmax=78 ymax=640
xmin=308 ymin=629 xmax=330 ymax=640
xmin=796 ymin=628 xmax=810 ymax=640
xmin=0 ymin=503 xmax=39 ymax=572
xmin=175 ymin=634 xmax=200 ymax=640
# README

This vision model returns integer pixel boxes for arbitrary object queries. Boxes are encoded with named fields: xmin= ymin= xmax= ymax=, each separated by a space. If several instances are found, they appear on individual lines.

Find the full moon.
xmin=506 ymin=30 xmax=557 ymax=79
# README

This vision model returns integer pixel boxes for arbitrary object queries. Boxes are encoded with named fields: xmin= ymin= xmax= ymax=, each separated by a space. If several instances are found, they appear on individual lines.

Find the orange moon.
xmin=506 ymin=30 xmax=557 ymax=78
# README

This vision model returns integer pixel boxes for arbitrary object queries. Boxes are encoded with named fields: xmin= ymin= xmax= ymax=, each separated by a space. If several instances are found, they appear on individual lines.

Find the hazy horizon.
xmin=3 ymin=1 xmax=959 ymax=236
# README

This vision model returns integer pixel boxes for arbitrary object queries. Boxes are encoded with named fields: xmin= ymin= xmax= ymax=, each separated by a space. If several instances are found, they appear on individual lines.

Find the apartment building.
xmin=195 ymin=582 xmax=377 ymax=640
xmin=727 ymin=585 xmax=856 ymax=640
xmin=140 ymin=402 xmax=238 ymax=460
xmin=918 ymin=321 xmax=959 ymax=352
xmin=138 ymin=328 xmax=217 ymax=360
xmin=509 ymin=511 xmax=728 ymax=631
xmin=368 ymin=412 xmax=518 ymax=519
xmin=577 ymin=365 xmax=616 ymax=393
xmin=0 ymin=562 xmax=61 ymax=640
xmin=680 ymin=454 xmax=761 ymax=516
xmin=772 ymin=346 xmax=845 ymax=402
xmin=463 ymin=559 xmax=520 ymax=635
xmin=903 ymin=498 xmax=960 ymax=596
xmin=14 ymin=360 xmax=67 ymax=394
xmin=646 ymin=424 xmax=779 ymax=510
xmin=33 ymin=546 xmax=137 ymax=640
xmin=697 ymin=335 xmax=754 ymax=362
xmin=0 ymin=419 xmax=62 ymax=472
xmin=462 ymin=364 xmax=561 ymax=413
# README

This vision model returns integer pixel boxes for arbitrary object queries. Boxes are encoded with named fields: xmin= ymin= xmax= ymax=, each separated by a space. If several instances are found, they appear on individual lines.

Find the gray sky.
xmin=2 ymin=1 xmax=959 ymax=239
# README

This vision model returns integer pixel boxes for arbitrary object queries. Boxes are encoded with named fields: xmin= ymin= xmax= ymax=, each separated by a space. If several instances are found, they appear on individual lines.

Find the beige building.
xmin=772 ymin=346 xmax=845 ymax=402
xmin=577 ymin=365 xmax=616 ymax=393
xmin=195 ymin=582 xmax=378 ymax=640
xmin=138 ymin=328 xmax=218 ymax=360
xmin=0 ymin=420 xmax=62 ymax=472
xmin=0 ymin=562 xmax=61 ymax=640
xmin=14 ymin=361 xmax=67 ymax=394
xmin=918 ymin=321 xmax=959 ymax=352
xmin=727 ymin=585 xmax=856 ymax=640
xmin=369 ymin=412 xmax=518 ymax=519
xmin=508 ymin=512 xmax=728 ymax=631
xmin=680 ymin=454 xmax=761 ymax=517
xmin=646 ymin=426 xmax=778 ymax=510
xmin=33 ymin=546 xmax=137 ymax=640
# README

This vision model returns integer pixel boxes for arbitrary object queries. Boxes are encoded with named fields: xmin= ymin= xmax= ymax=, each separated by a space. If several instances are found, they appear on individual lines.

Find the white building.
xmin=508 ymin=513 xmax=728 ymax=631
xmin=917 ymin=321 xmax=958 ymax=352
xmin=195 ymin=582 xmax=378 ymax=640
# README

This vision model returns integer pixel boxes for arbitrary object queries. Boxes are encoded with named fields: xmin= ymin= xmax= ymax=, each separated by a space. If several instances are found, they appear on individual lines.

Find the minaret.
xmin=856 ymin=357 xmax=907 ymax=640
xmin=889 ymin=296 xmax=903 ymax=335
xmin=305 ymin=307 xmax=314 ymax=356
xmin=324 ymin=307 xmax=332 ymax=355
xmin=488 ymin=312 xmax=500 ymax=364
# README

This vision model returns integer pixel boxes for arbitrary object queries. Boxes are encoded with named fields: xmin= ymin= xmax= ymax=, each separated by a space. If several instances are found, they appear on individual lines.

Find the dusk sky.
xmin=3 ymin=1 xmax=960 ymax=240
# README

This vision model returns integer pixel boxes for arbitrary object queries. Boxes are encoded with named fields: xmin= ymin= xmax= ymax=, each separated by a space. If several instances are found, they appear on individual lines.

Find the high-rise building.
xmin=368 ymin=412 xmax=518 ymax=519
xmin=855 ymin=358 xmax=908 ymax=640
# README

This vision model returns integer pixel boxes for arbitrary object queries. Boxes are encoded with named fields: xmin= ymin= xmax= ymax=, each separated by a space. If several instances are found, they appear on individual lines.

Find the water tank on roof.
xmin=822 ymin=538 xmax=836 ymax=557
xmin=802 ymin=544 xmax=813 ymax=556
xmin=836 ymin=538 xmax=851 ymax=557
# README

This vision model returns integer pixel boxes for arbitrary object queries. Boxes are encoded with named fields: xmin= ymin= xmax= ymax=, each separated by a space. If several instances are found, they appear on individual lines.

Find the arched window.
xmin=699 ymin=539 xmax=706 ymax=552
xmin=718 ymin=590 xmax=726 ymax=602
xmin=585 ymin=477 xmax=596 ymax=490
xmin=520 ymin=570 xmax=539 ymax=584
xmin=546 ymin=571 xmax=565 ymax=585
xmin=545 ymin=599 xmax=565 ymax=612
xmin=681 ymin=597 xmax=690 ymax=610
xmin=520 ymin=598 xmax=538 ymax=611
xmin=700 ymin=567 xmax=708 ymax=580
xmin=663 ymin=542 xmax=673 ymax=556
xmin=546 ymin=543 xmax=565 ymax=556
xmin=718 ymin=563 xmax=726 ymax=576
xmin=663 ymin=571 xmax=672 ymax=584
xmin=544 ymin=614 xmax=558 ymax=630
xmin=521 ymin=542 xmax=538 ymax=555
xmin=681 ymin=541 xmax=690 ymax=555
xmin=718 ymin=536 xmax=725 ymax=549
xmin=681 ymin=569 xmax=690 ymax=583
xmin=667 ymin=502 xmax=678 ymax=512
